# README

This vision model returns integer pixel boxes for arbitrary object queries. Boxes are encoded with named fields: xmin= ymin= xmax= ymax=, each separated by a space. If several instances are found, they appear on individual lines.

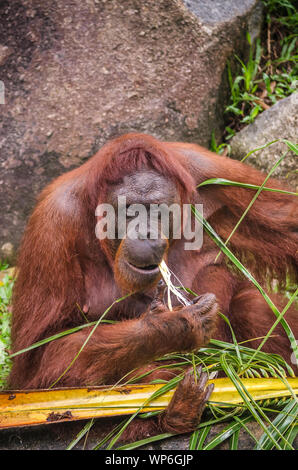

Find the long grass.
xmin=210 ymin=0 xmax=298 ymax=153
xmin=0 ymin=265 xmax=14 ymax=389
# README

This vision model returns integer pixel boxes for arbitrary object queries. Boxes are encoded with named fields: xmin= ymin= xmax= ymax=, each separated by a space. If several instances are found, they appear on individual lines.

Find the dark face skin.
xmin=101 ymin=170 xmax=181 ymax=292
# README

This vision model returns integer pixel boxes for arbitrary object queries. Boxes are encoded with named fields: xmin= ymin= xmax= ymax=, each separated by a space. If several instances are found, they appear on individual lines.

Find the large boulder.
xmin=0 ymin=0 xmax=263 ymax=261
xmin=230 ymin=93 xmax=298 ymax=190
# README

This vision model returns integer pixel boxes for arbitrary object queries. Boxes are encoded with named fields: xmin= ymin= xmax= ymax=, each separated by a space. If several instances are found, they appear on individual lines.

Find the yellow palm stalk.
xmin=0 ymin=377 xmax=297 ymax=429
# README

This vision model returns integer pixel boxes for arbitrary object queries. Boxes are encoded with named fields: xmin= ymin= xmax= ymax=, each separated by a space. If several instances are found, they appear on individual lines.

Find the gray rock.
xmin=230 ymin=93 xmax=298 ymax=189
xmin=0 ymin=0 xmax=263 ymax=261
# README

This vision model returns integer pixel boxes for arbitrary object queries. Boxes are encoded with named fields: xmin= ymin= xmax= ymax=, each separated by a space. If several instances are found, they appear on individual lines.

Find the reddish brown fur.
xmin=8 ymin=133 xmax=297 ymax=440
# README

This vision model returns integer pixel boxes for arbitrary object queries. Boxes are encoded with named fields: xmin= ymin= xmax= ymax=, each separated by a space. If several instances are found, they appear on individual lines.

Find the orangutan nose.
xmin=125 ymin=237 xmax=167 ymax=269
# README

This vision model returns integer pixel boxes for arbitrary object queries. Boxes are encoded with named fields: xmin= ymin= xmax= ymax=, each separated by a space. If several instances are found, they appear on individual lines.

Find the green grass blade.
xmin=49 ymin=293 xmax=131 ymax=388
xmin=233 ymin=415 xmax=260 ymax=446
xmin=283 ymin=140 xmax=298 ymax=155
xmin=229 ymin=427 xmax=240 ymax=450
xmin=189 ymin=428 xmax=200 ymax=450
xmin=282 ymin=425 xmax=298 ymax=450
xmin=192 ymin=207 xmax=298 ymax=366
xmin=220 ymin=355 xmax=294 ymax=449
xmin=218 ymin=312 xmax=243 ymax=367
xmin=245 ymin=288 xmax=298 ymax=370
xmin=92 ymin=419 xmax=129 ymax=450
xmin=116 ymin=433 xmax=174 ymax=450
xmin=197 ymin=178 xmax=297 ymax=196
xmin=240 ymin=139 xmax=280 ymax=162
xmin=200 ymin=151 xmax=291 ymax=262
xmin=66 ymin=418 xmax=94 ymax=450
xmin=8 ymin=296 xmax=127 ymax=360
xmin=8 ymin=321 xmax=101 ymax=359
xmin=195 ymin=425 xmax=212 ymax=450
xmin=203 ymin=416 xmax=252 ymax=450
xmin=255 ymin=399 xmax=298 ymax=450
